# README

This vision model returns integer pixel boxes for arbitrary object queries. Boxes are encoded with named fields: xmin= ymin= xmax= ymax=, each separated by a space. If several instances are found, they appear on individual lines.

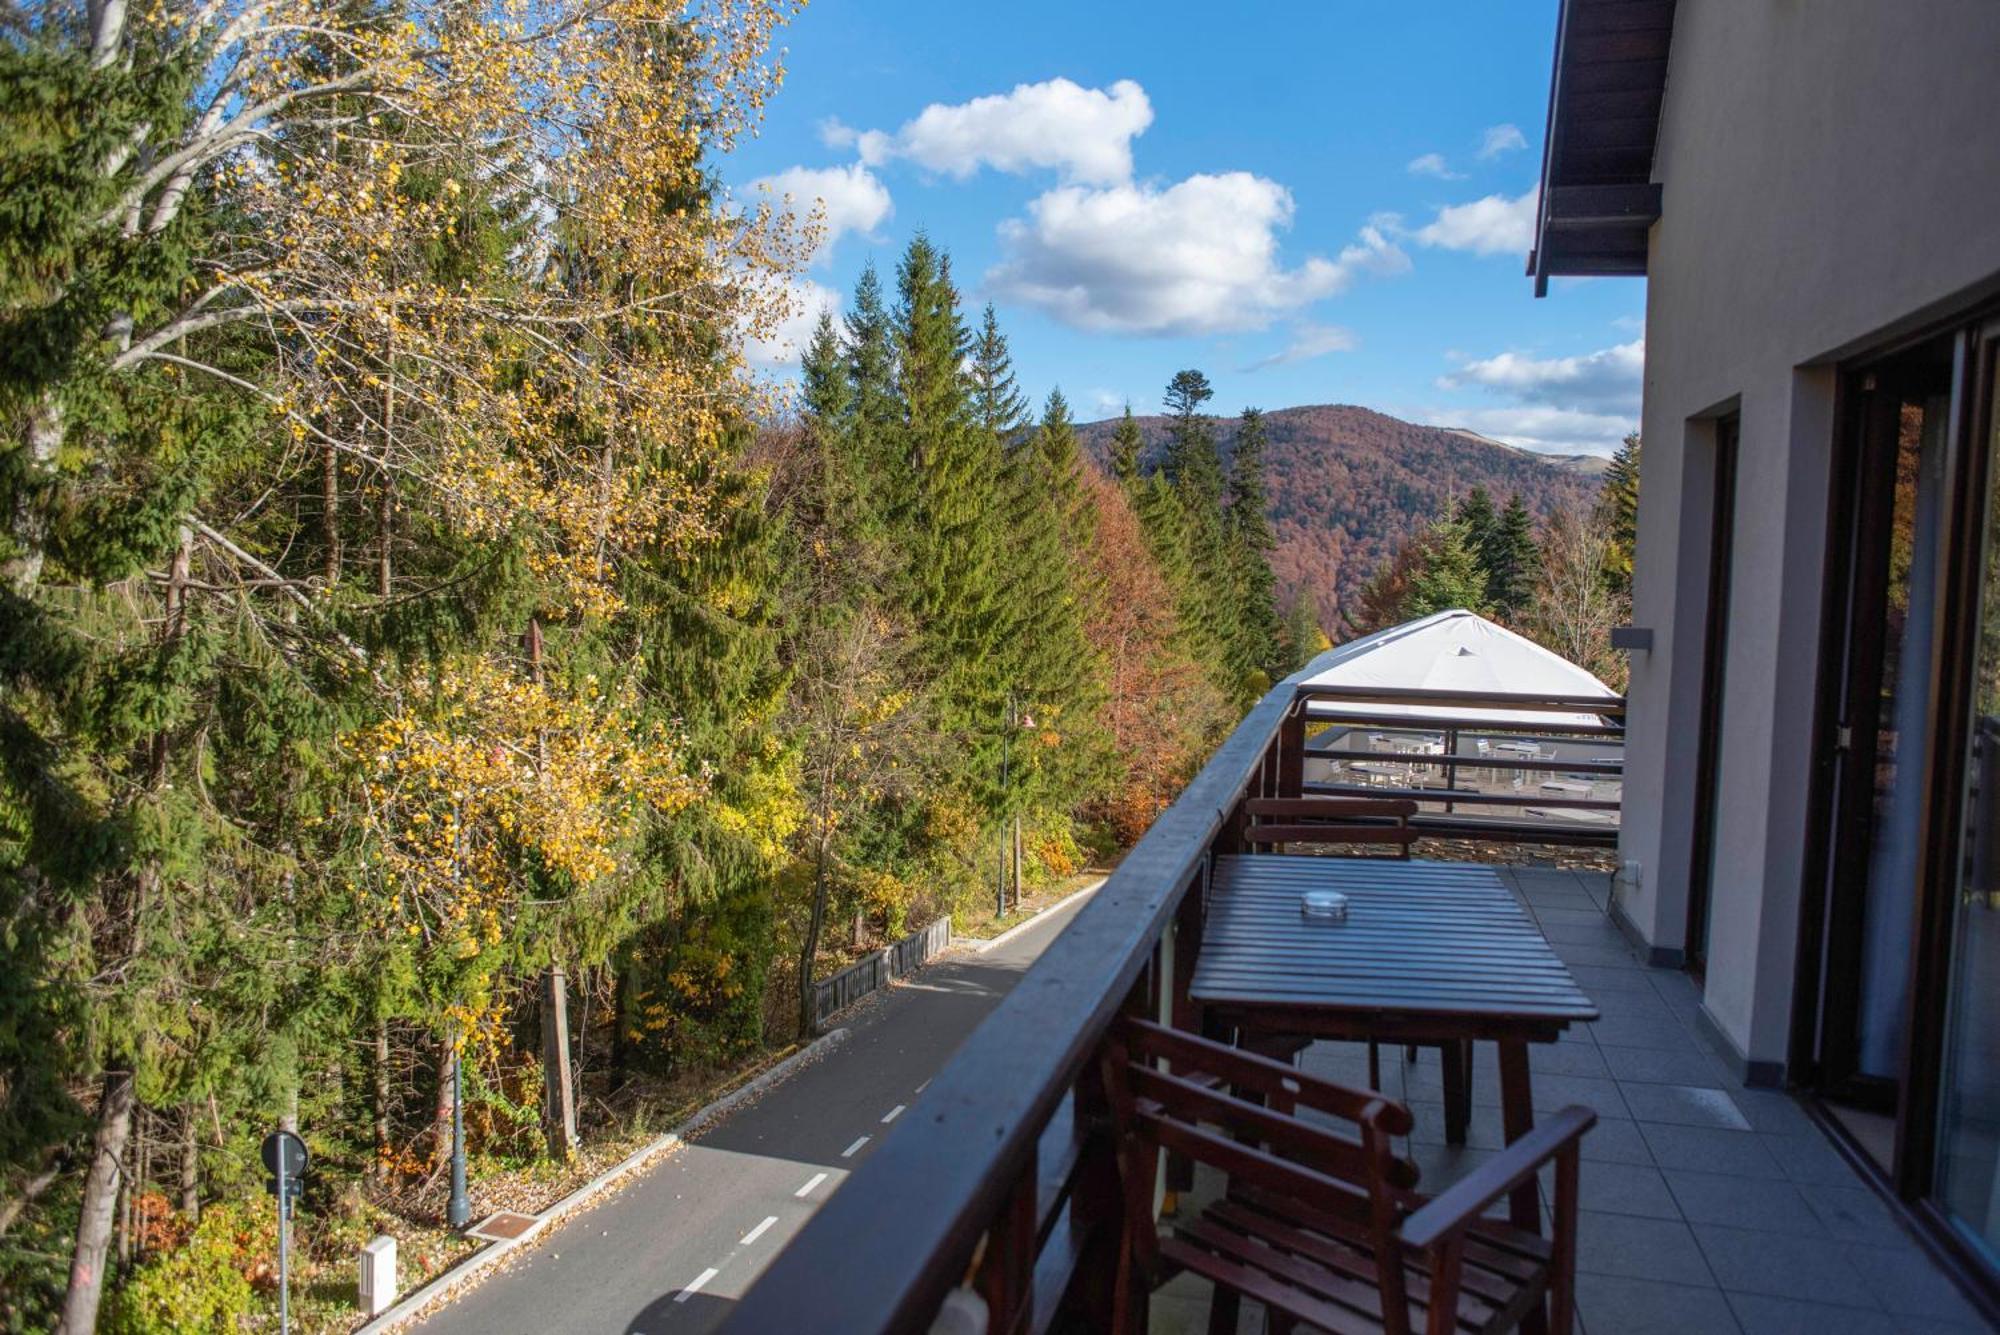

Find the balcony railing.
xmin=721 ymin=663 xmax=1625 ymax=1333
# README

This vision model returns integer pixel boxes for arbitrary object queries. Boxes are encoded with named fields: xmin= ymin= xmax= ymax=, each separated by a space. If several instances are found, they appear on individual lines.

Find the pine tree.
xmin=1110 ymin=405 xmax=1144 ymax=485
xmin=1154 ymin=370 xmax=1237 ymax=691
xmin=968 ymin=303 xmax=1032 ymax=442
xmin=1000 ymin=388 xmax=1105 ymax=816
xmin=891 ymin=236 xmax=1012 ymax=812
xmin=1283 ymin=589 xmax=1330 ymax=669
xmin=1458 ymin=486 xmax=1499 ymax=564
xmin=1596 ymin=432 xmax=1642 ymax=594
xmin=1486 ymin=492 xmax=1543 ymax=619
xmin=844 ymin=262 xmax=904 ymax=526
xmin=1226 ymin=407 xmax=1283 ymax=683
xmin=1403 ymin=517 xmax=1493 ymax=618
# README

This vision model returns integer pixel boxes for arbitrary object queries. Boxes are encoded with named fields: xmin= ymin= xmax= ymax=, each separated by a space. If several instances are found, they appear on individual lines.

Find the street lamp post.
xmin=447 ymin=1045 xmax=470 ymax=1230
xmin=997 ymin=693 xmax=1012 ymax=920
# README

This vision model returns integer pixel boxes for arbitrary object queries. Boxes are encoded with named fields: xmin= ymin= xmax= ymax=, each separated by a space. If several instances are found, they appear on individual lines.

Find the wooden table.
xmin=1189 ymin=856 xmax=1599 ymax=1251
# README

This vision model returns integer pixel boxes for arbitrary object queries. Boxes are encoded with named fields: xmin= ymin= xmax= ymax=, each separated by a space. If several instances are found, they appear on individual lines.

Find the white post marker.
xmin=674 ymin=1268 xmax=719 ymax=1304
xmin=795 ymin=1172 xmax=828 ymax=1198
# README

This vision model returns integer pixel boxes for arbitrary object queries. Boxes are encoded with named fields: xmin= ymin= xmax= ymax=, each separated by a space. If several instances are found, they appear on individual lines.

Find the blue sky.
xmin=729 ymin=1 xmax=1645 ymax=456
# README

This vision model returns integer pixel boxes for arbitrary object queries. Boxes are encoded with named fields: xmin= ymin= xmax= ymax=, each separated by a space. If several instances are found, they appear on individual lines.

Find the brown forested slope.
xmin=1075 ymin=404 xmax=1602 ymax=628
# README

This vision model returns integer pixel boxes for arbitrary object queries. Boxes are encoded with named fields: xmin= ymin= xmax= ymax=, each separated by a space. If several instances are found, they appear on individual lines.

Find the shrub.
xmin=104 ymin=1202 xmax=260 ymax=1335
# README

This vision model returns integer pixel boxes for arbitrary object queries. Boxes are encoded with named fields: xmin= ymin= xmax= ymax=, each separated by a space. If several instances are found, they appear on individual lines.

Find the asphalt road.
xmin=410 ymin=896 xmax=1089 ymax=1335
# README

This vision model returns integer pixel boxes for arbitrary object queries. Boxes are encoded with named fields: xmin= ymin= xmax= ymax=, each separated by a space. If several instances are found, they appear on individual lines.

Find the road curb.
xmin=968 ymin=876 xmax=1104 ymax=954
xmin=354 ymin=1026 xmax=851 ymax=1334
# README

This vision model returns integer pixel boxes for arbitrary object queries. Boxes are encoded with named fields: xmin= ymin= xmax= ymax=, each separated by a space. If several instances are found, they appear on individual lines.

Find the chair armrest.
xmin=1399 ymin=1105 xmax=1596 ymax=1250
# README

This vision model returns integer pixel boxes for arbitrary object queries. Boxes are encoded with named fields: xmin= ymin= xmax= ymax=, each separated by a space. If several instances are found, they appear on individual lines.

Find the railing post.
xmin=1277 ymin=699 xmax=1306 ymax=799
xmin=975 ymin=1142 xmax=1037 ymax=1334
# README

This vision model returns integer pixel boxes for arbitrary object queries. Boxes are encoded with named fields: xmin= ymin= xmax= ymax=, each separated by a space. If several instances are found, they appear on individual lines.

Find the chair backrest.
xmin=1098 ymin=1018 xmax=1419 ymax=1314
xmin=1242 ymin=796 xmax=1419 ymax=857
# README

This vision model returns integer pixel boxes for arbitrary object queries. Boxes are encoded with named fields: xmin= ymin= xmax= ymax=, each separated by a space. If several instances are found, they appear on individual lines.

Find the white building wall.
xmin=1618 ymin=0 xmax=2000 ymax=1073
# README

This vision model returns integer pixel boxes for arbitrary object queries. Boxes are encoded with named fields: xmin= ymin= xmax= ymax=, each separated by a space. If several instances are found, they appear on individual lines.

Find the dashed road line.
xmin=881 ymin=1103 xmax=906 ymax=1124
xmin=674 ymin=1267 xmax=719 ymax=1304
xmin=740 ymin=1216 xmax=778 ymax=1246
xmin=841 ymin=1136 xmax=870 ymax=1158
xmin=914 ymin=1078 xmax=931 ymax=1093
xmin=795 ymin=1171 xmax=829 ymax=1198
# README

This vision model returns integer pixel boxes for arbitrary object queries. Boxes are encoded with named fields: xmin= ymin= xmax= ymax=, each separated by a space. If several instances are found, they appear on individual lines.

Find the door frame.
xmin=1683 ymin=414 xmax=1739 ymax=976
xmin=1792 ymin=306 xmax=2000 ymax=1207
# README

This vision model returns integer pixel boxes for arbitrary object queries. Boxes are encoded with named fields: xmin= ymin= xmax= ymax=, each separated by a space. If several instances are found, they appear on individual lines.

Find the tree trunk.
xmin=539 ymin=967 xmax=576 ymax=1162
xmin=371 ymin=1017 xmax=392 ymax=1181
xmin=322 ymin=439 xmax=341 ymax=586
xmin=4 ymin=391 xmax=64 ymax=593
xmin=798 ymin=850 xmax=830 ymax=1039
xmin=57 ymin=1069 xmax=134 ymax=1335
xmin=178 ymin=1107 xmax=198 ymax=1221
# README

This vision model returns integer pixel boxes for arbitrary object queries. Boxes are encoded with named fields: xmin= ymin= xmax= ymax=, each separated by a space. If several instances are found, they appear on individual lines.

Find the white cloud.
xmin=988 ymin=173 xmax=1409 ymax=336
xmin=1443 ymin=339 xmax=1644 ymax=414
xmin=1411 ymin=188 xmax=1539 ymax=256
xmin=744 ymin=163 xmax=892 ymax=263
xmin=1477 ymin=123 xmax=1529 ymax=159
xmin=1086 ymin=388 xmax=1128 ymax=416
xmin=817 ymin=117 xmax=859 ymax=150
xmin=1406 ymin=152 xmax=1463 ymax=180
xmin=855 ymin=77 xmax=1153 ymax=185
xmin=1425 ymin=405 xmax=1634 ymax=456
xmin=742 ymin=275 xmax=839 ymax=370
xmin=1243 ymin=322 xmax=1358 ymax=372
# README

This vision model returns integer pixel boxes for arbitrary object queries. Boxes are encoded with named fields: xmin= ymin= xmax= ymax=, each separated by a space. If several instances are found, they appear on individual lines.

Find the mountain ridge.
xmin=1073 ymin=403 xmax=1604 ymax=628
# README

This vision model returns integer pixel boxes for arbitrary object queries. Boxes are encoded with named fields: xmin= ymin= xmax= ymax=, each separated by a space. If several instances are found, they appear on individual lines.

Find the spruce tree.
xmin=1458 ymin=485 xmax=1499 ymax=562
xmin=1403 ymin=517 xmax=1494 ymax=618
xmin=1000 ymin=388 xmax=1105 ymax=815
xmin=843 ymin=262 xmax=903 ymax=525
xmin=1596 ymin=432 xmax=1642 ymax=594
xmin=1283 ymin=588 xmax=1329 ymax=669
xmin=890 ymin=236 xmax=1011 ymax=811
xmin=968 ymin=303 xmax=1032 ymax=442
xmin=1155 ymin=370 xmax=1237 ymax=690
xmin=1226 ymin=407 xmax=1283 ymax=682
xmin=1109 ymin=405 xmax=1144 ymax=485
xmin=1486 ymin=492 xmax=1543 ymax=620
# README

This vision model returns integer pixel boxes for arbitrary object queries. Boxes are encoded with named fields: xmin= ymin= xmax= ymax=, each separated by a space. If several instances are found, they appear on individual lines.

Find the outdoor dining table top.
xmin=1189 ymin=855 xmax=1600 ymax=1026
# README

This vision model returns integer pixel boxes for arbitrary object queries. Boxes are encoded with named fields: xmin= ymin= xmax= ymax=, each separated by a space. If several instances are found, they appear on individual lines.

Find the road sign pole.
xmin=275 ymin=1147 xmax=291 ymax=1335
xmin=260 ymin=1127 xmax=308 ymax=1335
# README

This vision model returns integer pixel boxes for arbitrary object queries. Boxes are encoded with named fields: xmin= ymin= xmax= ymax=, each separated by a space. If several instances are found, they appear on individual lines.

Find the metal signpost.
xmin=262 ymin=1129 xmax=308 ymax=1335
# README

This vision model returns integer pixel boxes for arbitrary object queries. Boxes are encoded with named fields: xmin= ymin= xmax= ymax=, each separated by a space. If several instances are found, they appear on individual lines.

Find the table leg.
xmin=1441 ymin=1040 xmax=1470 ymax=1146
xmin=1498 ymin=1038 xmax=1549 ymax=1335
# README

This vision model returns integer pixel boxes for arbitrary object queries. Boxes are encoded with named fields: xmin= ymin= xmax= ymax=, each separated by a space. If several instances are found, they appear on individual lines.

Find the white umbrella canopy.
xmin=1300 ymin=609 xmax=1617 ymax=730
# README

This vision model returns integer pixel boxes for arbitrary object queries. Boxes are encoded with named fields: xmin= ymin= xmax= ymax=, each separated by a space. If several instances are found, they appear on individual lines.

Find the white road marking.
xmin=674 ymin=1267 xmax=719 ymax=1303
xmin=881 ymin=1103 xmax=906 ymax=1124
xmin=914 ymin=1079 xmax=931 ymax=1093
xmin=740 ymin=1216 xmax=778 ymax=1246
xmin=842 ymin=1136 xmax=870 ymax=1158
xmin=795 ymin=1172 xmax=829 ymax=1198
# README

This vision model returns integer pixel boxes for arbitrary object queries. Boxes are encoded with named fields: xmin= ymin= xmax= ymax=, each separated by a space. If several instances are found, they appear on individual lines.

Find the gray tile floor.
xmin=1148 ymin=866 xmax=1994 ymax=1334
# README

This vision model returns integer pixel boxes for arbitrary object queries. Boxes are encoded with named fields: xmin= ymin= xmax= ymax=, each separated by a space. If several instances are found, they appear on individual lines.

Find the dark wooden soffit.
xmin=1529 ymin=0 xmax=1677 ymax=296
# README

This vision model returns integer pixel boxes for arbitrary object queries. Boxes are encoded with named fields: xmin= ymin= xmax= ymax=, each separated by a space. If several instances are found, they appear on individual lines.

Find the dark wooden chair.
xmin=1102 ymin=1017 xmax=1593 ymax=1335
xmin=1242 ymin=796 xmax=1419 ymax=859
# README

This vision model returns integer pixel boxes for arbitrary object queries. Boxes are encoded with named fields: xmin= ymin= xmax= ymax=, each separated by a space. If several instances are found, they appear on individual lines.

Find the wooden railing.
xmin=720 ymin=666 xmax=1623 ymax=1333
xmin=1298 ymin=686 xmax=1626 ymax=849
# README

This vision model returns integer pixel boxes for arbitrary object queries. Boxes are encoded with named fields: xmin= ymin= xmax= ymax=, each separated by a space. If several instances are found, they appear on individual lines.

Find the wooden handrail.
xmin=720 ymin=656 xmax=1330 ymax=1333
xmin=1295 ymin=684 xmax=1626 ymax=715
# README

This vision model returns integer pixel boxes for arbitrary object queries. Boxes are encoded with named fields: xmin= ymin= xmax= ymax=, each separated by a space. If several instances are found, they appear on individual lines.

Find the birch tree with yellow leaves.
xmin=2 ymin=1 xmax=808 ymax=1326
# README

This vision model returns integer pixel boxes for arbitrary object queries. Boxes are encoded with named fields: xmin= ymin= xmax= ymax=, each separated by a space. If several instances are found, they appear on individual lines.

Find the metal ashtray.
xmin=1300 ymin=890 xmax=1350 ymax=922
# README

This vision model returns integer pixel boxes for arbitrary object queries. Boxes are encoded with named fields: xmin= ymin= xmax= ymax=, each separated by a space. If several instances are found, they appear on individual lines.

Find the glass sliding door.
xmin=1937 ymin=329 xmax=2000 ymax=1266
